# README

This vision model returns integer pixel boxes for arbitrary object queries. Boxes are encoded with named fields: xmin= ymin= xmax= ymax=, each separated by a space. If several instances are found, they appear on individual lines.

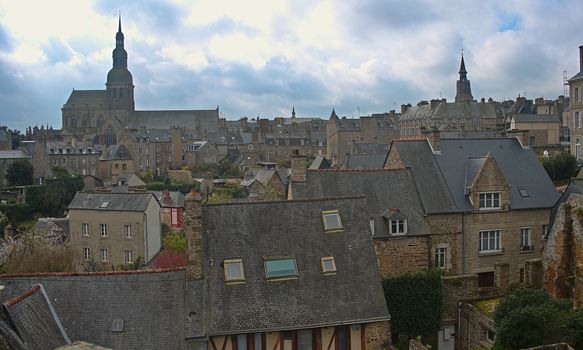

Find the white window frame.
xmin=435 ymin=247 xmax=447 ymax=269
xmin=321 ymin=256 xmax=337 ymax=273
xmin=479 ymin=192 xmax=501 ymax=210
xmin=520 ymin=227 xmax=533 ymax=251
xmin=125 ymin=250 xmax=133 ymax=264
xmin=321 ymin=210 xmax=343 ymax=232
xmin=389 ymin=219 xmax=407 ymax=235
xmin=224 ymin=259 xmax=245 ymax=282
xmin=82 ymin=223 xmax=89 ymax=236
xmin=83 ymin=247 xmax=91 ymax=260
xmin=124 ymin=225 xmax=132 ymax=239
xmin=479 ymin=230 xmax=501 ymax=253
xmin=100 ymin=248 xmax=108 ymax=262
xmin=100 ymin=224 xmax=107 ymax=237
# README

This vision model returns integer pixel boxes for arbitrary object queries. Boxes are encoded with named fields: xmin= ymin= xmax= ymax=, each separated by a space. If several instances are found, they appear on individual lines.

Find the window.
xmin=122 ymin=163 xmax=127 ymax=170
xmin=542 ymin=224 xmax=549 ymax=239
xmin=83 ymin=247 xmax=91 ymax=260
xmin=100 ymin=224 xmax=107 ymax=237
xmin=224 ymin=259 xmax=245 ymax=282
xmin=577 ymin=138 xmax=582 ymax=159
xmin=138 ymin=147 xmax=142 ymax=155
xmin=479 ymin=230 xmax=501 ymax=252
xmin=82 ymin=223 xmax=89 ymax=236
xmin=236 ymin=335 xmax=247 ymax=350
xmin=520 ymin=227 xmax=533 ymax=251
xmin=321 ymin=210 xmax=343 ymax=232
xmin=111 ymin=319 xmax=124 ymax=333
xmin=100 ymin=201 xmax=110 ymax=208
xmin=518 ymin=188 xmax=529 ymax=198
xmin=100 ymin=248 xmax=108 ymax=262
xmin=576 ymin=88 xmax=580 ymax=102
xmin=265 ymin=258 xmax=298 ymax=279
xmin=321 ymin=256 xmax=337 ymax=273
xmin=124 ymin=225 xmax=132 ymax=238
xmin=297 ymin=330 xmax=313 ymax=350
xmin=479 ymin=192 xmax=501 ymax=209
xmin=125 ymin=250 xmax=133 ymax=264
xmin=389 ymin=219 xmax=407 ymax=235
xmin=435 ymin=247 xmax=447 ymax=269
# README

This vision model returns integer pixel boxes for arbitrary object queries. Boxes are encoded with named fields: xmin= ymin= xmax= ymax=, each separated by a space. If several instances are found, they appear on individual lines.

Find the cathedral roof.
xmin=106 ymin=67 xmax=133 ymax=85
xmin=130 ymin=110 xmax=220 ymax=131
xmin=63 ymin=90 xmax=107 ymax=108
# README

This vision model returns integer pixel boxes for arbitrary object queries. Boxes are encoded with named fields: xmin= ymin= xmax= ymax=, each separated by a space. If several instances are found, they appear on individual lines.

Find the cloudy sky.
xmin=0 ymin=0 xmax=582 ymax=131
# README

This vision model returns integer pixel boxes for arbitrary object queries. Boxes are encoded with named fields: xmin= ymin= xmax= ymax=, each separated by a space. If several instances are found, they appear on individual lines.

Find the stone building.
xmin=0 ymin=150 xmax=32 ymax=187
xmin=569 ymin=45 xmax=583 ymax=159
xmin=60 ymin=17 xmax=219 ymax=147
xmin=202 ymin=197 xmax=391 ymax=350
xmin=98 ymin=144 xmax=134 ymax=180
xmin=68 ymin=192 xmax=162 ymax=269
xmin=398 ymin=55 xmax=499 ymax=138
xmin=326 ymin=110 xmax=398 ymax=165
xmin=240 ymin=162 xmax=288 ymax=200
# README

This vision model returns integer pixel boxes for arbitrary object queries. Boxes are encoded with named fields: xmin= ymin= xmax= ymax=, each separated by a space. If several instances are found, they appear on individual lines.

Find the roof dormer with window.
xmin=465 ymin=154 xmax=510 ymax=212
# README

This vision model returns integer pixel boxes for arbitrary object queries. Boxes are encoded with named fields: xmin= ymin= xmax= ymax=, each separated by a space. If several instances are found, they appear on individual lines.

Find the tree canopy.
xmin=5 ymin=159 xmax=33 ymax=186
xmin=542 ymin=152 xmax=578 ymax=182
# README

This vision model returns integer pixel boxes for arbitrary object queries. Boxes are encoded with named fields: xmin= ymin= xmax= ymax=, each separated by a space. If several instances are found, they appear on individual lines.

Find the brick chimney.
xmin=291 ymin=149 xmax=306 ymax=183
xmin=422 ymin=128 xmax=441 ymax=152
xmin=183 ymin=193 xmax=203 ymax=280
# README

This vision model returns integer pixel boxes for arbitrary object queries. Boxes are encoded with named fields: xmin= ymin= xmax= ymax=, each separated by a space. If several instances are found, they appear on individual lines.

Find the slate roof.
xmin=63 ymin=90 xmax=107 ymax=107
xmin=436 ymin=138 xmax=560 ymax=210
xmin=512 ymin=114 xmax=560 ymax=124
xmin=150 ymin=190 xmax=185 ymax=208
xmin=68 ymin=192 xmax=158 ymax=212
xmin=569 ymin=71 xmax=583 ymax=82
xmin=0 ymin=269 xmax=189 ymax=350
xmin=309 ymin=155 xmax=331 ymax=170
xmin=333 ymin=118 xmax=361 ymax=131
xmin=1 ymin=283 xmax=71 ymax=350
xmin=240 ymin=168 xmax=278 ymax=187
xmin=342 ymin=154 xmax=386 ymax=169
xmin=387 ymin=140 xmax=458 ymax=214
xmin=399 ymin=100 xmax=497 ymax=122
xmin=130 ymin=110 xmax=219 ymax=133
xmin=203 ymin=197 xmax=389 ymax=335
xmin=351 ymin=143 xmax=389 ymax=155
xmin=113 ymin=173 xmax=146 ymax=187
xmin=290 ymin=169 xmax=430 ymax=237
xmin=0 ymin=150 xmax=30 ymax=159
xmin=549 ymin=179 xmax=583 ymax=233
xmin=100 ymin=144 xmax=132 ymax=160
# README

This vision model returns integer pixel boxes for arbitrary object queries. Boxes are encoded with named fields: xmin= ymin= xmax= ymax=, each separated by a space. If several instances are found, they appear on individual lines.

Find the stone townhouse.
xmin=203 ymin=197 xmax=391 ymax=350
xmin=68 ymin=192 xmax=162 ymax=269
xmin=385 ymin=135 xmax=560 ymax=288
xmin=98 ymin=144 xmax=134 ymax=180
xmin=326 ymin=110 xmax=398 ymax=165
xmin=509 ymin=114 xmax=561 ymax=147
xmin=569 ymin=45 xmax=583 ymax=159
xmin=240 ymin=161 xmax=289 ymax=200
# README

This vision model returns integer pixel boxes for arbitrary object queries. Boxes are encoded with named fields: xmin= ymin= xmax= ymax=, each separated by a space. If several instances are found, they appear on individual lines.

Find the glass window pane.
xmin=254 ymin=334 xmax=262 ymax=350
xmin=323 ymin=212 xmax=342 ymax=230
xmin=237 ymin=334 xmax=247 ymax=350
xmin=225 ymin=260 xmax=244 ymax=281
xmin=265 ymin=259 xmax=297 ymax=278
xmin=297 ymin=330 xmax=312 ymax=350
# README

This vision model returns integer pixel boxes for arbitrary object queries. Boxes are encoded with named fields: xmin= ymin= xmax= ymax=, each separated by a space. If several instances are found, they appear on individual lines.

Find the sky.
xmin=1 ymin=0 xmax=582 ymax=131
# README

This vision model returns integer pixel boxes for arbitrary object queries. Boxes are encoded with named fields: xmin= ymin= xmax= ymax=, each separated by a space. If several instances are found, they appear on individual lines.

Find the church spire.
xmin=292 ymin=106 xmax=296 ymax=118
xmin=455 ymin=51 xmax=473 ymax=103
xmin=112 ymin=15 xmax=127 ymax=69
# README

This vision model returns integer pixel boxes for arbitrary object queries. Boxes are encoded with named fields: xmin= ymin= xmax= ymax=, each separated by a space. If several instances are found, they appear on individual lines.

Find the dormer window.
xmin=224 ymin=259 xmax=245 ymax=283
xmin=479 ymin=192 xmax=500 ymax=209
xmin=322 ymin=210 xmax=343 ymax=232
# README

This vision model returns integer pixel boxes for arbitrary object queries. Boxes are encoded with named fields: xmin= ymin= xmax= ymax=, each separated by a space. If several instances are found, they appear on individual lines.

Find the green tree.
xmin=163 ymin=231 xmax=187 ymax=251
xmin=383 ymin=269 xmax=443 ymax=340
xmin=5 ymin=159 xmax=33 ymax=186
xmin=494 ymin=288 xmax=571 ymax=350
xmin=542 ymin=152 xmax=578 ymax=182
xmin=25 ymin=167 xmax=84 ymax=217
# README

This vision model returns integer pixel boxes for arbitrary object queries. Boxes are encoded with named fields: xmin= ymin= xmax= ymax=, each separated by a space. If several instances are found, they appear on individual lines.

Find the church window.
xmin=119 ymin=88 xmax=123 ymax=97
xmin=112 ymin=88 xmax=117 ymax=98
xmin=104 ymin=125 xmax=116 ymax=146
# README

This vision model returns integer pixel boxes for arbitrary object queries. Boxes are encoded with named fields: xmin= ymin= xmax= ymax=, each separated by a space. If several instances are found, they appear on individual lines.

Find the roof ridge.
xmin=0 ymin=267 xmax=184 ymax=279
xmin=308 ymin=167 xmax=408 ymax=173
xmin=2 ymin=284 xmax=41 ymax=307
xmin=204 ymin=195 xmax=367 ymax=207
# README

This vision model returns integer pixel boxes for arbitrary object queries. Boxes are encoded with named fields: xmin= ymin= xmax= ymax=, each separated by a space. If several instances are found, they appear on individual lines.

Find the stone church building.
xmin=60 ymin=17 xmax=219 ymax=146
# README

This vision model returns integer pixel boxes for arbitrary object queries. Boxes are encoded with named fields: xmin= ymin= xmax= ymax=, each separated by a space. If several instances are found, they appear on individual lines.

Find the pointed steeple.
xmin=329 ymin=108 xmax=338 ymax=120
xmin=292 ymin=106 xmax=296 ymax=118
xmin=455 ymin=51 xmax=473 ymax=103
xmin=115 ymin=14 xmax=124 ymax=48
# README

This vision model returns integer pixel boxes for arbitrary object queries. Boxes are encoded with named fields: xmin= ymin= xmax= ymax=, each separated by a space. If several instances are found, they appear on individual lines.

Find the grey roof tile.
xmin=203 ymin=197 xmax=389 ymax=335
xmin=68 ymin=192 xmax=157 ymax=212
xmin=342 ymin=154 xmax=386 ymax=169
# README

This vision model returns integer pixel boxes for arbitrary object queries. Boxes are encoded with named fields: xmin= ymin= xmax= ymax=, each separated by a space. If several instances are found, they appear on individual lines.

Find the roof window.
xmin=322 ymin=210 xmax=343 ymax=232
xmin=265 ymin=258 xmax=298 ymax=280
xmin=111 ymin=318 xmax=124 ymax=333
xmin=518 ymin=188 xmax=529 ymax=198
xmin=321 ymin=256 xmax=337 ymax=274
xmin=224 ymin=259 xmax=245 ymax=283
xmin=100 ymin=201 xmax=110 ymax=208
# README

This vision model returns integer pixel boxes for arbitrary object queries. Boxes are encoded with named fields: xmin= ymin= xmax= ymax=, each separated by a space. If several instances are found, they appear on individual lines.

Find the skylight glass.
xmin=321 ymin=256 xmax=337 ymax=273
xmin=322 ymin=210 xmax=343 ymax=231
xmin=265 ymin=258 xmax=297 ymax=279
xmin=518 ymin=188 xmax=529 ymax=198
xmin=224 ymin=259 xmax=245 ymax=282
xmin=100 ymin=201 xmax=111 ymax=208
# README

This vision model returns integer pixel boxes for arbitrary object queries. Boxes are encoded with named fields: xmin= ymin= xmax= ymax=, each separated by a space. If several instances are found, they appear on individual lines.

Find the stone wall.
xmin=383 ymin=146 xmax=404 ymax=170
xmin=364 ymin=321 xmax=391 ymax=350
xmin=441 ymin=274 xmax=479 ymax=322
xmin=409 ymin=338 xmax=429 ymax=350
xmin=374 ymin=236 xmax=429 ymax=278
xmin=183 ymin=195 xmax=203 ymax=280
xmin=459 ymin=303 xmax=495 ymax=350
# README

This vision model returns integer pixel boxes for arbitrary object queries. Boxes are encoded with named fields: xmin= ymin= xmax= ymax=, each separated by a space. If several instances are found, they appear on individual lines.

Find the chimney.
xmin=422 ymin=128 xmax=441 ymax=152
xmin=580 ymin=45 xmax=583 ymax=72
xmin=291 ymin=149 xmax=306 ymax=183
xmin=430 ymin=99 xmax=439 ymax=109
xmin=401 ymin=104 xmax=409 ymax=114
xmin=183 ymin=194 xmax=203 ymax=280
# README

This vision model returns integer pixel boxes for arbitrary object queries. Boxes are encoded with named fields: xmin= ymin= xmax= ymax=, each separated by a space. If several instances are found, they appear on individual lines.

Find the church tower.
xmin=106 ymin=16 xmax=135 ymax=112
xmin=455 ymin=53 xmax=473 ymax=103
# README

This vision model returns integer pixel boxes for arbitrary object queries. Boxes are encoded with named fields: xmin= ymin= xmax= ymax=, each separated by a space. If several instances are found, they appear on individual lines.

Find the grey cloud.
xmin=0 ymin=22 xmax=14 ymax=52
xmin=94 ymin=0 xmax=184 ymax=32
xmin=42 ymin=37 xmax=73 ymax=64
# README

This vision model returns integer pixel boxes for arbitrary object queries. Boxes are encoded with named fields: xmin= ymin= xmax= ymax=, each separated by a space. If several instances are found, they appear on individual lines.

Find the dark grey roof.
xmin=203 ymin=197 xmax=389 ymax=335
xmin=399 ymin=100 xmax=497 ymax=122
xmin=549 ymin=179 xmax=583 ymax=232
xmin=351 ymin=143 xmax=389 ymax=155
xmin=68 ymin=192 xmax=158 ymax=212
xmin=240 ymin=168 xmax=277 ymax=187
xmin=130 ymin=110 xmax=219 ymax=133
xmin=63 ymin=90 xmax=107 ymax=107
xmin=334 ymin=118 xmax=361 ymax=131
xmin=436 ymin=138 xmax=561 ymax=210
xmin=290 ymin=169 xmax=430 ymax=238
xmin=512 ymin=114 xmax=560 ymax=123
xmin=101 ymin=144 xmax=132 ymax=160
xmin=0 ymin=150 xmax=30 ymax=159
xmin=309 ymin=155 xmax=331 ymax=170
xmin=388 ymin=141 xmax=458 ymax=214
xmin=569 ymin=71 xmax=583 ymax=82
xmin=1 ymin=284 xmax=71 ymax=350
xmin=0 ymin=270 xmax=189 ymax=350
xmin=342 ymin=154 xmax=386 ymax=169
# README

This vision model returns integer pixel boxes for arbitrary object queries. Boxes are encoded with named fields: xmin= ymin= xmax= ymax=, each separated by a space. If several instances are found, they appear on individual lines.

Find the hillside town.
xmin=0 ymin=13 xmax=583 ymax=350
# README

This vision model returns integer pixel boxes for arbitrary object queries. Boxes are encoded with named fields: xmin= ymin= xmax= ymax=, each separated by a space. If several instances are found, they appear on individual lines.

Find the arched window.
xmin=104 ymin=125 xmax=116 ymax=146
